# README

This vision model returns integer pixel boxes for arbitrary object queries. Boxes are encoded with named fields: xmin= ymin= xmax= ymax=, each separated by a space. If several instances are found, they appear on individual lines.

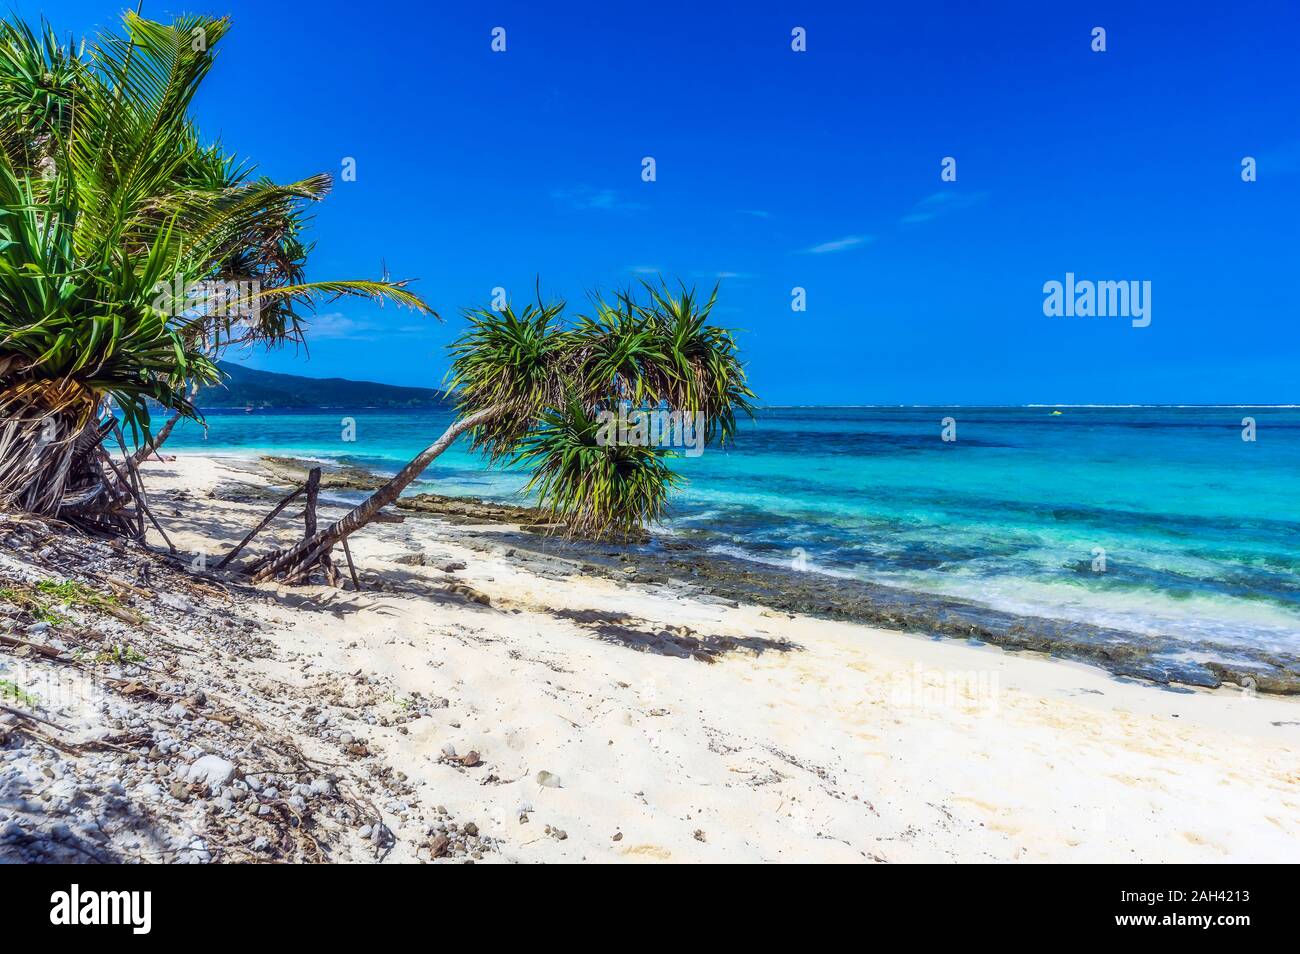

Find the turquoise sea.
xmin=165 ymin=406 xmax=1300 ymax=658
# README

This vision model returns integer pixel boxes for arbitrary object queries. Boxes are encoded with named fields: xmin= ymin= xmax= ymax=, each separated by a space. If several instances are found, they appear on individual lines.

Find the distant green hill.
xmin=199 ymin=361 xmax=452 ymax=408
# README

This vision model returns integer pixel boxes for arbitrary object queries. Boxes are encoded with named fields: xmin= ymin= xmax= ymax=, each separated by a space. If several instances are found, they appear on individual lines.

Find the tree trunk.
xmin=131 ymin=380 xmax=199 ymax=465
xmin=130 ymin=410 xmax=182 ymax=465
xmin=0 ymin=394 xmax=142 ymax=536
xmin=250 ymin=405 xmax=501 ymax=583
xmin=0 ymin=385 xmax=98 ymax=511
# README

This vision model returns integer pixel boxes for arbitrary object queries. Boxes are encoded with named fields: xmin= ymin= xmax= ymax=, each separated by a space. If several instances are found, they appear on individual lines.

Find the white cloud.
xmin=900 ymin=191 xmax=989 ymax=225
xmin=691 ymin=270 xmax=751 ymax=280
xmin=304 ymin=312 xmax=427 ymax=342
xmin=552 ymin=186 xmax=646 ymax=212
xmin=305 ymin=312 xmax=373 ymax=340
xmin=801 ymin=234 xmax=872 ymax=254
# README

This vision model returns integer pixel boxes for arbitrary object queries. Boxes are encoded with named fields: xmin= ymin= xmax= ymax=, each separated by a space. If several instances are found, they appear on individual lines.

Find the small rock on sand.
xmin=184 ymin=754 xmax=236 ymax=789
xmin=158 ymin=592 xmax=196 ymax=614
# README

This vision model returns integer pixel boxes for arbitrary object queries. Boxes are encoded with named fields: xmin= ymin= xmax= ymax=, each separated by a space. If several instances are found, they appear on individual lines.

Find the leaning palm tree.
xmin=249 ymin=281 xmax=755 ymax=583
xmin=0 ymin=13 xmax=435 ymax=530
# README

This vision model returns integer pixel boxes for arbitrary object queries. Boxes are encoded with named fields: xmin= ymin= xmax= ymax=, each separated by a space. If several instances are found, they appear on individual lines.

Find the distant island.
xmin=199 ymin=361 xmax=453 ymax=409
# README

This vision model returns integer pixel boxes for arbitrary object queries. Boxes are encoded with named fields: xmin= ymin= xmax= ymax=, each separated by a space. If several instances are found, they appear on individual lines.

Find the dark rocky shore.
xmin=249 ymin=455 xmax=1300 ymax=695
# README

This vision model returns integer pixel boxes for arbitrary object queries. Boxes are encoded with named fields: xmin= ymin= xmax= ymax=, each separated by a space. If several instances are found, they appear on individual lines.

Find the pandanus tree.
xmin=250 ymin=282 xmax=756 ymax=583
xmin=0 ymin=14 xmax=434 ymax=530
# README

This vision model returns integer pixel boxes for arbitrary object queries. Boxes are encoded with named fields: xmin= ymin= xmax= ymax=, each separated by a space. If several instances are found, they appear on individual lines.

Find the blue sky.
xmin=24 ymin=0 xmax=1300 ymax=404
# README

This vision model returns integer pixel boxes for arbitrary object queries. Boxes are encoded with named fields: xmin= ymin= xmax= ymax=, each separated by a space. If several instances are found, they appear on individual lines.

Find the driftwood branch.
xmin=340 ymin=535 xmax=362 ymax=590
xmin=302 ymin=468 xmax=339 ymax=587
xmin=216 ymin=486 xmax=304 ymax=569
xmin=0 ymin=632 xmax=64 ymax=658
xmin=1 ymin=703 xmax=68 ymax=731
xmin=101 ymin=441 xmax=173 ymax=552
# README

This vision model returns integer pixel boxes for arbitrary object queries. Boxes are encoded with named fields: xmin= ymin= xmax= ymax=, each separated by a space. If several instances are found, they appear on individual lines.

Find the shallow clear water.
xmin=163 ymin=406 xmax=1300 ymax=654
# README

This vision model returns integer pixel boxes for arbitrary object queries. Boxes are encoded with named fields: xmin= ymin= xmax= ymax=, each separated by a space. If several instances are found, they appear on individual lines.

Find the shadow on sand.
xmin=553 ymin=608 xmax=800 ymax=662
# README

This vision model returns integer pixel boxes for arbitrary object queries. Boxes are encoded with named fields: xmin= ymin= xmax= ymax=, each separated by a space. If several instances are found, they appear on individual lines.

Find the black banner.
xmin=0 ymin=865 xmax=1289 ymax=941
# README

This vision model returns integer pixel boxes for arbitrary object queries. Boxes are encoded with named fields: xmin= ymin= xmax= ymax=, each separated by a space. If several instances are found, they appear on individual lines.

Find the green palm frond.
xmin=514 ymin=399 xmax=681 ymax=539
xmin=568 ymin=292 xmax=664 ymax=407
xmin=250 ymin=279 xmax=437 ymax=314
xmin=164 ymin=174 xmax=331 ymax=251
xmin=638 ymin=279 xmax=755 ymax=444
xmin=446 ymin=298 xmax=568 ymax=461
xmin=0 ymin=159 xmax=218 ymax=442
xmin=0 ymin=17 xmax=81 ymax=151
xmin=65 ymin=14 xmax=230 ymax=256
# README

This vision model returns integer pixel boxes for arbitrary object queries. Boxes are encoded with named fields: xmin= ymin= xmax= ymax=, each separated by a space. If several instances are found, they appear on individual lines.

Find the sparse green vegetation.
xmin=0 ymin=577 xmax=130 ymax=626
xmin=95 ymin=644 xmax=147 ymax=665
xmin=0 ymin=585 xmax=67 ymax=624
xmin=36 ymin=579 xmax=120 ymax=609
xmin=0 ymin=678 xmax=38 ymax=707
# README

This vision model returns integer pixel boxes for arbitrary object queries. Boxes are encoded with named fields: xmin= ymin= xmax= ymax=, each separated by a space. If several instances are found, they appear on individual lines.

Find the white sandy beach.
xmin=3 ymin=452 xmax=1296 ymax=864
xmin=127 ymin=453 xmax=1298 ymax=863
